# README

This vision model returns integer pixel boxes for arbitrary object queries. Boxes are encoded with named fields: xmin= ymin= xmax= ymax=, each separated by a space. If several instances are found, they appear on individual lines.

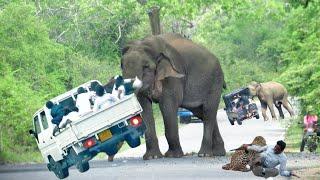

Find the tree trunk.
xmin=35 ymin=0 xmax=42 ymax=15
xmin=147 ymin=6 xmax=161 ymax=35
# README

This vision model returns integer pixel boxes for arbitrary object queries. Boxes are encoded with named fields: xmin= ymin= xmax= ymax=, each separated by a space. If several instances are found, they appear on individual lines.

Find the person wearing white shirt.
xmin=243 ymin=140 xmax=299 ymax=178
xmin=93 ymin=85 xmax=118 ymax=111
xmin=111 ymin=75 xmax=142 ymax=99
xmin=59 ymin=107 xmax=80 ymax=129
xmin=76 ymin=87 xmax=92 ymax=116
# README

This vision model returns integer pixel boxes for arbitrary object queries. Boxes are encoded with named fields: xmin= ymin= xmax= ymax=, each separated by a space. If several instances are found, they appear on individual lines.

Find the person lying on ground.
xmin=222 ymin=136 xmax=267 ymax=172
xmin=243 ymin=140 xmax=299 ymax=178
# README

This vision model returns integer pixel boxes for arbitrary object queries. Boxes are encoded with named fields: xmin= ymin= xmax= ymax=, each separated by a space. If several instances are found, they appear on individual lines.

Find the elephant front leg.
xmin=138 ymin=96 xmax=163 ymax=160
xmin=261 ymin=102 xmax=269 ymax=121
xmin=159 ymin=78 xmax=184 ymax=158
xmin=267 ymin=101 xmax=277 ymax=121
xmin=159 ymin=96 xmax=184 ymax=158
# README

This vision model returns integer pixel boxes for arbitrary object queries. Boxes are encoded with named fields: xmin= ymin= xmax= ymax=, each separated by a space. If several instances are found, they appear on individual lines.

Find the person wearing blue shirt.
xmin=46 ymin=101 xmax=64 ymax=126
xmin=244 ymin=140 xmax=299 ymax=178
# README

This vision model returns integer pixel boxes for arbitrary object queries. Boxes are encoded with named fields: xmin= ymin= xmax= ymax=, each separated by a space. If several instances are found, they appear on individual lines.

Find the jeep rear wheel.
xmin=49 ymin=157 xmax=69 ymax=179
xmin=77 ymin=161 xmax=89 ymax=173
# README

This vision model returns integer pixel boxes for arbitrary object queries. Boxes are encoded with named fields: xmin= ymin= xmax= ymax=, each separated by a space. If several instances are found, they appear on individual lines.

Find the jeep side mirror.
xmin=29 ymin=129 xmax=35 ymax=136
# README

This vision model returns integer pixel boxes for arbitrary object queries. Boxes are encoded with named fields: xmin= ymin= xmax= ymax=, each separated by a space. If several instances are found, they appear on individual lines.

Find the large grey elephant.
xmin=248 ymin=81 xmax=294 ymax=121
xmin=120 ymin=33 xmax=226 ymax=160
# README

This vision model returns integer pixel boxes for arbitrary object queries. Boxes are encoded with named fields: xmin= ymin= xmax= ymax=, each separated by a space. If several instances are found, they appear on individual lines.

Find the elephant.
xmin=248 ymin=81 xmax=294 ymax=121
xmin=120 ymin=33 xmax=226 ymax=160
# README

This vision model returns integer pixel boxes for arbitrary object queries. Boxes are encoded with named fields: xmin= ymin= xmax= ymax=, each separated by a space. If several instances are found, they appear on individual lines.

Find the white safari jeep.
xmin=29 ymin=80 xmax=145 ymax=179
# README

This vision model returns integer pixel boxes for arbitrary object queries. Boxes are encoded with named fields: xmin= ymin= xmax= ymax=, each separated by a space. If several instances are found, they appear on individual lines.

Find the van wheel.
xmin=255 ymin=114 xmax=260 ymax=119
xmin=49 ymin=158 xmax=69 ymax=179
xmin=77 ymin=161 xmax=89 ymax=173
xmin=228 ymin=118 xmax=235 ymax=125
xmin=236 ymin=118 xmax=242 ymax=125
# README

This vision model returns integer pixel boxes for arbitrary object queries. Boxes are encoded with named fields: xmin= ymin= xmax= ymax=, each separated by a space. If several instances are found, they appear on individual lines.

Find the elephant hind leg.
xmin=275 ymin=102 xmax=284 ymax=119
xmin=198 ymin=93 xmax=225 ymax=157
xmin=282 ymin=100 xmax=295 ymax=117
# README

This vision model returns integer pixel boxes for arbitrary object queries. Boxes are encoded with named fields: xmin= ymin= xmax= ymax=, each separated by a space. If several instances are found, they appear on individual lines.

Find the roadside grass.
xmin=284 ymin=116 xmax=320 ymax=153
xmin=0 ymin=147 xmax=43 ymax=164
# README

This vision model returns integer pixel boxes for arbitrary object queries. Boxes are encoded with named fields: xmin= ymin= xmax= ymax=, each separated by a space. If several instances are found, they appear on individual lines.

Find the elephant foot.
xmin=143 ymin=149 xmax=163 ymax=160
xmin=212 ymin=146 xmax=226 ymax=156
xmin=164 ymin=149 xmax=184 ymax=158
xmin=198 ymin=147 xmax=214 ymax=157
xmin=198 ymin=141 xmax=225 ymax=157
xmin=108 ymin=155 xmax=114 ymax=162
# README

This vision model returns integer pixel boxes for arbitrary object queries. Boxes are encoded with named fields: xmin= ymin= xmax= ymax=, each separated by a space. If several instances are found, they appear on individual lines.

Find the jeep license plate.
xmin=98 ymin=129 xmax=112 ymax=142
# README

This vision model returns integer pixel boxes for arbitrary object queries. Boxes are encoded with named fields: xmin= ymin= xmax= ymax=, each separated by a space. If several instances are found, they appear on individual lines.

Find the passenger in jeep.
xmin=59 ymin=107 xmax=80 ymax=129
xmin=46 ymin=101 xmax=64 ymax=126
xmin=76 ymin=87 xmax=93 ymax=116
xmin=93 ymin=85 xmax=118 ymax=111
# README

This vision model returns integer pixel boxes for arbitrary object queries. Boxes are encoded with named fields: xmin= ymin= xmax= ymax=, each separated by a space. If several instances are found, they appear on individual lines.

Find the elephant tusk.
xmin=133 ymin=76 xmax=143 ymax=89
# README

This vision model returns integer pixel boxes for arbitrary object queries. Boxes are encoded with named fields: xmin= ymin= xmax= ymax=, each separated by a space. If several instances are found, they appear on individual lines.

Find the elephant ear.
xmin=156 ymin=40 xmax=185 ymax=79
xmin=152 ymin=57 xmax=184 ymax=99
xmin=121 ymin=40 xmax=142 ymax=55
xmin=155 ymin=56 xmax=184 ymax=81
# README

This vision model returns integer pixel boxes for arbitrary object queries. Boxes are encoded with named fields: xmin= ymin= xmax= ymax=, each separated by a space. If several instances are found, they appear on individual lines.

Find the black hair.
xmin=277 ymin=140 xmax=286 ymax=151
xmin=77 ymin=87 xmax=86 ymax=94
xmin=46 ymin=101 xmax=54 ymax=109
xmin=115 ymin=76 xmax=124 ymax=90
xmin=95 ymin=85 xmax=105 ymax=97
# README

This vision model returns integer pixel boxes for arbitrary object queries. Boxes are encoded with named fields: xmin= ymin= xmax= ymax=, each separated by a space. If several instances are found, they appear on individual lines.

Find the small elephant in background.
xmin=248 ymin=81 xmax=294 ymax=121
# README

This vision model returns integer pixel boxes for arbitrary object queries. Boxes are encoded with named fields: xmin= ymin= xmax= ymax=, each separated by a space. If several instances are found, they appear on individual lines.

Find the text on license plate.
xmin=98 ymin=129 xmax=112 ymax=142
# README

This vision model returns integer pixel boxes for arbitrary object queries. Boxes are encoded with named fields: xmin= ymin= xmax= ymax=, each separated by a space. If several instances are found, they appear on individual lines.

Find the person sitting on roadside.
xmin=304 ymin=110 xmax=318 ymax=131
xmin=76 ymin=87 xmax=92 ymax=116
xmin=93 ymin=85 xmax=118 ymax=111
xmin=243 ymin=140 xmax=299 ymax=178
xmin=59 ymin=107 xmax=80 ymax=129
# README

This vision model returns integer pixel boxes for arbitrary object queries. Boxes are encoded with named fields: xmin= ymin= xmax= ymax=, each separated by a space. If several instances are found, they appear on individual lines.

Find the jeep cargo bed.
xmin=55 ymin=94 xmax=142 ymax=149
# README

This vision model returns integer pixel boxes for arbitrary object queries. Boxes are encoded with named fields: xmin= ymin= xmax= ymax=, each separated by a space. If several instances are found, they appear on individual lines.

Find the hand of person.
xmin=242 ymin=144 xmax=250 ymax=150
xmin=290 ymin=171 xmax=300 ymax=178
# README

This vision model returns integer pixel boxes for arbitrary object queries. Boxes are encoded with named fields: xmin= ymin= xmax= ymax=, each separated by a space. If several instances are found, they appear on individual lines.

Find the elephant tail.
xmin=223 ymin=80 xmax=227 ymax=89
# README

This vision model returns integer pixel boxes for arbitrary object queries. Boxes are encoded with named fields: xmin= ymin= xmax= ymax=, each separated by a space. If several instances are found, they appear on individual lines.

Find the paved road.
xmin=1 ymin=102 xmax=308 ymax=180
xmin=117 ymin=106 xmax=288 ymax=157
